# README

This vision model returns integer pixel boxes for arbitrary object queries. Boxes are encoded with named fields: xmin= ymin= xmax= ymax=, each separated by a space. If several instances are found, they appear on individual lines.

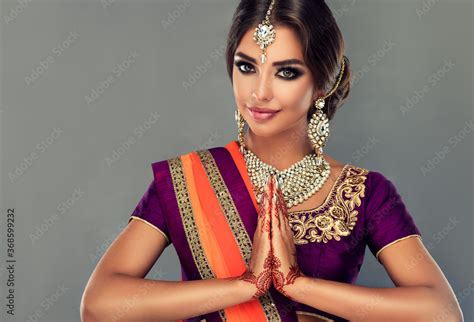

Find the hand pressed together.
xmin=237 ymin=174 xmax=274 ymax=299
xmin=238 ymin=175 xmax=305 ymax=300
xmin=268 ymin=175 xmax=306 ymax=300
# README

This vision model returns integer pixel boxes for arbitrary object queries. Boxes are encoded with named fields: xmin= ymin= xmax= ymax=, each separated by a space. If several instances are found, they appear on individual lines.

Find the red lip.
xmin=249 ymin=106 xmax=280 ymax=113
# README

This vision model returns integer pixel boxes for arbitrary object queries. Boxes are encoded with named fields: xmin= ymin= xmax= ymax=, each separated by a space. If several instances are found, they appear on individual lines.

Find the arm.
xmin=81 ymin=219 xmax=255 ymax=322
xmin=285 ymin=237 xmax=463 ymax=322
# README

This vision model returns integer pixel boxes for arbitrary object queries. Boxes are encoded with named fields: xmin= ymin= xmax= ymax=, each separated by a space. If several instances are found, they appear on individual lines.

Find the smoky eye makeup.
xmin=233 ymin=60 xmax=304 ymax=80
xmin=277 ymin=65 xmax=304 ymax=80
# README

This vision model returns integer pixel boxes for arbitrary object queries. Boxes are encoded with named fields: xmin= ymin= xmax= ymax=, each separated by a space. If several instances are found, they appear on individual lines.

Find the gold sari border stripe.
xmin=196 ymin=150 xmax=253 ymax=262
xmin=196 ymin=149 xmax=282 ymax=321
xmin=169 ymin=155 xmax=227 ymax=321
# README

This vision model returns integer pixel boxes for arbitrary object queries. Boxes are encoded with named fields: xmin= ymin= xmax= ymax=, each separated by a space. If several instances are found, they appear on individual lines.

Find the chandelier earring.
xmin=234 ymin=109 xmax=246 ymax=153
xmin=307 ymin=56 xmax=346 ymax=166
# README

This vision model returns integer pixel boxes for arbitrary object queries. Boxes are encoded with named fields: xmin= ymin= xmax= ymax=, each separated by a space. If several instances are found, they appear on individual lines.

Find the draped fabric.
xmin=129 ymin=140 xmax=422 ymax=322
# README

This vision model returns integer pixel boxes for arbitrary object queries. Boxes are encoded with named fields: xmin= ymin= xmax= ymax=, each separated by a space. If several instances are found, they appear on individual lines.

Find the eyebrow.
xmin=234 ymin=51 xmax=305 ymax=67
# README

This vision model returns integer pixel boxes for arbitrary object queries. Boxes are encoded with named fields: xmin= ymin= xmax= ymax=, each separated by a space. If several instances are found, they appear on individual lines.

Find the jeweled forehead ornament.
xmin=253 ymin=0 xmax=276 ymax=64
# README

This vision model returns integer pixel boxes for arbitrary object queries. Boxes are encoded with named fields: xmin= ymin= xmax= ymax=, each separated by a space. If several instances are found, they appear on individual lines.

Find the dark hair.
xmin=225 ymin=0 xmax=351 ymax=121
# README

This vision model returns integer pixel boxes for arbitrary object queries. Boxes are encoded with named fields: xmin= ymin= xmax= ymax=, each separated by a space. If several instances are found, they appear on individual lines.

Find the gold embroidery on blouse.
xmin=196 ymin=149 xmax=281 ymax=321
xmin=168 ymin=156 xmax=227 ymax=321
xmin=288 ymin=165 xmax=369 ymax=244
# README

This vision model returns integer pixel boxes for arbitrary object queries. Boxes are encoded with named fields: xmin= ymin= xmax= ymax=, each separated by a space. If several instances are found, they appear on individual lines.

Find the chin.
xmin=247 ymin=122 xmax=283 ymax=138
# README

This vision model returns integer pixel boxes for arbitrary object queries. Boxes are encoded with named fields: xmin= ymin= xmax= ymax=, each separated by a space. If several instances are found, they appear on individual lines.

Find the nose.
xmin=252 ymin=73 xmax=273 ymax=102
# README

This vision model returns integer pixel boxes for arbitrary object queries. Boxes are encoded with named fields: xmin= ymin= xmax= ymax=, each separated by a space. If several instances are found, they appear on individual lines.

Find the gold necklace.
xmin=242 ymin=145 xmax=331 ymax=208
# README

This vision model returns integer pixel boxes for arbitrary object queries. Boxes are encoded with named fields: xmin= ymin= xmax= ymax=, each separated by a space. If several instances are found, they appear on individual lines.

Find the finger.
xmin=274 ymin=180 xmax=289 ymax=223
xmin=265 ymin=178 xmax=273 ymax=239
xmin=274 ymin=176 xmax=283 ymax=229
xmin=256 ymin=176 xmax=269 ymax=227
xmin=259 ymin=175 xmax=273 ymax=234
xmin=276 ymin=195 xmax=288 ymax=241
xmin=264 ymin=175 xmax=275 ymax=235
xmin=254 ymin=186 xmax=267 ymax=244
xmin=270 ymin=176 xmax=281 ymax=232
xmin=274 ymin=179 xmax=293 ymax=241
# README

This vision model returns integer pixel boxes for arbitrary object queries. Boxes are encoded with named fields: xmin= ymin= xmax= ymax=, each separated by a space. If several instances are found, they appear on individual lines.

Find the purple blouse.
xmin=128 ymin=146 xmax=422 ymax=322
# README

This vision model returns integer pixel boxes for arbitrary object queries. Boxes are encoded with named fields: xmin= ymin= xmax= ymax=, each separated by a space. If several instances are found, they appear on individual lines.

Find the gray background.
xmin=0 ymin=0 xmax=472 ymax=321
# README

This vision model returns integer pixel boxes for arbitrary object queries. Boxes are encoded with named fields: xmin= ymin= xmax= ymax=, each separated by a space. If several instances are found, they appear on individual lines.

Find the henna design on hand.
xmin=258 ymin=176 xmax=274 ymax=233
xmin=271 ymin=176 xmax=302 ymax=300
xmin=238 ymin=248 xmax=274 ymax=299
xmin=274 ymin=183 xmax=289 ymax=222
xmin=271 ymin=250 xmax=303 ymax=300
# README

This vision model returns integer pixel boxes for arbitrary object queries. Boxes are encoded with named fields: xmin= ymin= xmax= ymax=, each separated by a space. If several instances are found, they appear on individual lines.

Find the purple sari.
xmin=129 ymin=140 xmax=422 ymax=322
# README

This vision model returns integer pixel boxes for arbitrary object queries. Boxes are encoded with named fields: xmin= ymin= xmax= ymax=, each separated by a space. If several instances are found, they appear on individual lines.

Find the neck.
xmin=243 ymin=123 xmax=314 ymax=171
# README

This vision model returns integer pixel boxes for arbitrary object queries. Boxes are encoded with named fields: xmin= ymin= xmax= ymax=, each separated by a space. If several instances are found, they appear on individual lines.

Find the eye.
xmin=235 ymin=61 xmax=255 ymax=74
xmin=234 ymin=60 xmax=303 ymax=80
xmin=277 ymin=66 xmax=303 ymax=80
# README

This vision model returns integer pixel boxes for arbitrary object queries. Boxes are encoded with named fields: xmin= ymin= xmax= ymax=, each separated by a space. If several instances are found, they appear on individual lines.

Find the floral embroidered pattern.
xmin=288 ymin=165 xmax=369 ymax=244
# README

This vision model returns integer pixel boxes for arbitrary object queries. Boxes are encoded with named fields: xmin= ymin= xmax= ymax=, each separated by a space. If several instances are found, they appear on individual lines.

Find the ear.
xmin=312 ymin=86 xmax=325 ymax=101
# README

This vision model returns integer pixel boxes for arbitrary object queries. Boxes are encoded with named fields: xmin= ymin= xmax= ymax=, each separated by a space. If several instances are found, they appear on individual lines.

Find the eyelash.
xmin=234 ymin=61 xmax=303 ymax=80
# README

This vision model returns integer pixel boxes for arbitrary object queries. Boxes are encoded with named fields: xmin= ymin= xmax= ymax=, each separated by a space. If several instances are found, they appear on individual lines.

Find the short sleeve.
xmin=128 ymin=179 xmax=171 ymax=246
xmin=365 ymin=171 xmax=422 ymax=261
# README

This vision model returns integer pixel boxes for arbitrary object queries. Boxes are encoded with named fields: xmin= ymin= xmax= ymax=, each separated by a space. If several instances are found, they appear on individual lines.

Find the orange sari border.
xmin=179 ymin=150 xmax=267 ymax=321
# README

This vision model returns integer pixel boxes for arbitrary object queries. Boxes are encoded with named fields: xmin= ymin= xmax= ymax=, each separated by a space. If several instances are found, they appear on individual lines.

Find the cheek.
xmin=232 ymin=70 xmax=252 ymax=103
xmin=275 ymin=81 xmax=313 ymax=112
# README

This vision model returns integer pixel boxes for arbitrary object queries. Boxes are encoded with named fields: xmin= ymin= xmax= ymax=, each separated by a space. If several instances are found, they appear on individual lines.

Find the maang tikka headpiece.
xmin=253 ymin=0 xmax=276 ymax=64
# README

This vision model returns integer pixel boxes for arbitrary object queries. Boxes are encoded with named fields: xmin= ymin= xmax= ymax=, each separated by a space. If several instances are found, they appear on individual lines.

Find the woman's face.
xmin=232 ymin=25 xmax=321 ymax=138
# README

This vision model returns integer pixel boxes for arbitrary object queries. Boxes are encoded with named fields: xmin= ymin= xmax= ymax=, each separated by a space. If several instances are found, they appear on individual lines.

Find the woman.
xmin=81 ymin=1 xmax=463 ymax=321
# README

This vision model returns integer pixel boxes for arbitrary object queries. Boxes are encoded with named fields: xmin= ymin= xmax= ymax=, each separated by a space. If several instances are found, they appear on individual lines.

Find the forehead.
xmin=236 ymin=25 xmax=305 ymax=63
